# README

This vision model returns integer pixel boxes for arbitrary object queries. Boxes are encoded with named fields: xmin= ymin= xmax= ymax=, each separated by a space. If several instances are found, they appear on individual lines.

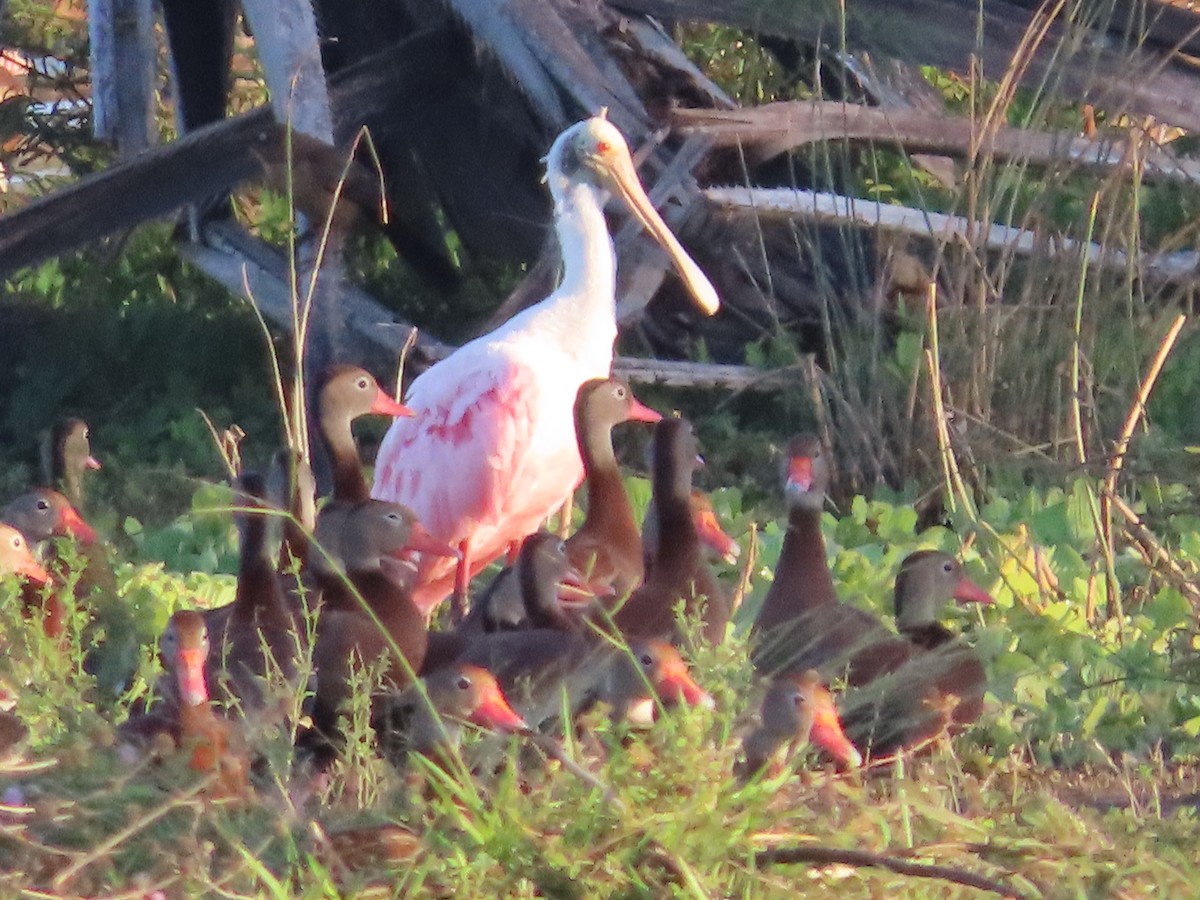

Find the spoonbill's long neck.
xmin=537 ymin=181 xmax=618 ymax=356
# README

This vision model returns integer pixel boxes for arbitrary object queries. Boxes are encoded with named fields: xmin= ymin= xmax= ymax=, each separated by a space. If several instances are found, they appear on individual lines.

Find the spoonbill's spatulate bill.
xmin=373 ymin=114 xmax=719 ymax=614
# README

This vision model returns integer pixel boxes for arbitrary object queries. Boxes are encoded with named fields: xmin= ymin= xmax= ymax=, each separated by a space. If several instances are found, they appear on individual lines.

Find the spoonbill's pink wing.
xmin=374 ymin=354 xmax=583 ymax=613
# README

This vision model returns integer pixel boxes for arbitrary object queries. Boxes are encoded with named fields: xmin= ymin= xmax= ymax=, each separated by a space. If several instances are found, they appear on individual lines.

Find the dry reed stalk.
xmin=925 ymin=285 xmax=976 ymax=521
xmin=1098 ymin=313 xmax=1186 ymax=619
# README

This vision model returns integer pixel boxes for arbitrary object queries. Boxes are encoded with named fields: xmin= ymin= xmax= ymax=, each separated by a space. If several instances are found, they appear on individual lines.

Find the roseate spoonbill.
xmin=373 ymin=114 xmax=718 ymax=615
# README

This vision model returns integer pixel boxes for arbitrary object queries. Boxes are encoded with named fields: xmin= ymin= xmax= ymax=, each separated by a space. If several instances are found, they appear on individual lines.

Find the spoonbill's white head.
xmin=544 ymin=114 xmax=720 ymax=317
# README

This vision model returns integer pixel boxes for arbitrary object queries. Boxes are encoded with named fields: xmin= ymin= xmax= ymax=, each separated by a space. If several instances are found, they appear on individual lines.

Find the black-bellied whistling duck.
xmin=459 ymin=531 xmax=585 ymax=636
xmin=612 ymin=418 xmax=730 ymax=646
xmin=377 ymin=661 xmax=526 ymax=763
xmin=1 ymin=493 xmax=93 ymax=639
xmin=3 ymin=488 xmax=98 ymax=547
xmin=451 ymin=628 xmax=713 ymax=731
xmin=750 ymin=435 xmax=910 ymax=683
xmin=595 ymin=638 xmax=715 ymax=727
xmin=308 ymin=500 xmax=458 ymax=739
xmin=317 ymin=365 xmax=413 ymax=504
xmin=840 ymin=551 xmax=993 ymax=759
xmin=563 ymin=377 xmax=661 ymax=598
xmin=643 ymin=489 xmax=741 ymax=579
xmin=421 ymin=531 xmax=591 ymax=676
xmin=43 ymin=417 xmax=101 ymax=511
xmin=738 ymin=670 xmax=862 ymax=777
xmin=201 ymin=473 xmax=303 ymax=712
xmin=0 ymin=523 xmax=50 ymax=586
xmin=0 ymin=522 xmax=57 ymax=636
xmin=893 ymin=550 xmax=994 ymax=649
xmin=164 ymin=611 xmax=249 ymax=794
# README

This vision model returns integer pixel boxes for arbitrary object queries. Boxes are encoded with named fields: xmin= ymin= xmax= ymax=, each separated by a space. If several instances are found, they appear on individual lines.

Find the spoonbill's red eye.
xmin=596 ymin=140 xmax=611 ymax=154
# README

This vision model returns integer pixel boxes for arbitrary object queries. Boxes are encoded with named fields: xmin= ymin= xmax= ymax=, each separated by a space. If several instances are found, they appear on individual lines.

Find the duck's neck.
xmin=320 ymin=409 xmax=369 ymax=503
xmin=899 ymin=621 xmax=955 ymax=650
xmin=755 ymin=506 xmax=837 ymax=633
xmin=578 ymin=419 xmax=640 ymax=545
xmin=59 ymin=460 xmax=84 ymax=510
xmin=235 ymin=515 xmax=286 ymax=622
xmin=647 ymin=459 xmax=699 ymax=580
xmin=522 ymin=183 xmax=618 ymax=360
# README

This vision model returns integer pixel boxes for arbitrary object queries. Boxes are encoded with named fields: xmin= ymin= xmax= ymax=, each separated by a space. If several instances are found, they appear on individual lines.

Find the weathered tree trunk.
xmin=88 ymin=0 xmax=156 ymax=158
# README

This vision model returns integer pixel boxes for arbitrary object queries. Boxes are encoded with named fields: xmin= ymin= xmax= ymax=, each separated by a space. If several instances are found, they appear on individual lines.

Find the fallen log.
xmin=704 ymin=185 xmax=1200 ymax=284
xmin=674 ymin=102 xmax=1200 ymax=185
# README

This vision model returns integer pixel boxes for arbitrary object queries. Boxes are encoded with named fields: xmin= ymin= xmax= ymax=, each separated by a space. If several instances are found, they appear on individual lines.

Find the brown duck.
xmin=317 ymin=365 xmax=414 ymax=504
xmin=169 ymin=611 xmax=250 ymax=793
xmin=840 ymin=550 xmax=993 ymax=759
xmin=308 ymin=499 xmax=458 ymax=741
xmin=563 ymin=377 xmax=661 ymax=598
xmin=750 ymin=435 xmax=912 ymax=683
xmin=739 ymin=670 xmax=862 ymax=777
xmin=201 ymin=472 xmax=304 ymax=712
xmin=43 ymin=417 xmax=101 ymax=511
xmin=612 ymin=418 xmax=729 ymax=646
xmin=376 ymin=661 xmax=526 ymax=764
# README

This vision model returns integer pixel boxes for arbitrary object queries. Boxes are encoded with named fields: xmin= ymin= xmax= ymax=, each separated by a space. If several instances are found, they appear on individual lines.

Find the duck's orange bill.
xmin=370 ymin=388 xmax=415 ymax=419
xmin=786 ymin=456 xmax=813 ymax=493
xmin=85 ymin=455 xmax=102 ymax=471
xmin=627 ymin=397 xmax=663 ymax=425
xmin=558 ymin=565 xmax=615 ymax=603
xmin=654 ymin=656 xmax=715 ymax=709
xmin=403 ymin=521 xmax=461 ymax=558
xmin=693 ymin=505 xmax=740 ymax=564
xmin=16 ymin=556 xmax=50 ymax=585
xmin=59 ymin=505 xmax=97 ymax=545
xmin=810 ymin=702 xmax=863 ymax=769
xmin=953 ymin=577 xmax=994 ymax=606
xmin=176 ymin=647 xmax=210 ymax=707
xmin=469 ymin=680 xmax=527 ymax=732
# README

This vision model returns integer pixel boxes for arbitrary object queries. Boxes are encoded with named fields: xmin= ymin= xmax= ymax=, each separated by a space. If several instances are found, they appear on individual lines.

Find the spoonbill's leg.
xmin=450 ymin=540 xmax=472 ymax=624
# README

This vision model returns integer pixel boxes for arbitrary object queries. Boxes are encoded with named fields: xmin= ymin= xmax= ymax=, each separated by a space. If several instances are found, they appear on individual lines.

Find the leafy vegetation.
xmin=3 ymin=472 xmax=1200 ymax=895
xmin=4 ymin=4 xmax=1200 ymax=897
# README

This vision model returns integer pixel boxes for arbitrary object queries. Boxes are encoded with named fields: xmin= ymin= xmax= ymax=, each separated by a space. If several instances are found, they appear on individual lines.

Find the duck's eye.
xmin=614 ymin=386 xmax=626 ymax=399
xmin=356 ymin=377 xmax=370 ymax=391
xmin=36 ymin=499 xmax=49 ymax=511
xmin=385 ymin=512 xmax=401 ymax=522
xmin=943 ymin=561 xmax=954 ymax=573
xmin=554 ymin=540 xmax=565 ymax=555
xmin=792 ymin=692 xmax=806 ymax=707
xmin=10 ymin=535 xmax=22 ymax=550
xmin=456 ymin=676 xmax=472 ymax=691
xmin=639 ymin=654 xmax=653 ymax=668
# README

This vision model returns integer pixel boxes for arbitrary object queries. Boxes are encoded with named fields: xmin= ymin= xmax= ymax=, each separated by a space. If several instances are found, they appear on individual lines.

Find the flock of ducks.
xmin=0 ymin=364 xmax=992 ymax=796
xmin=0 ymin=117 xmax=994 ymax=824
